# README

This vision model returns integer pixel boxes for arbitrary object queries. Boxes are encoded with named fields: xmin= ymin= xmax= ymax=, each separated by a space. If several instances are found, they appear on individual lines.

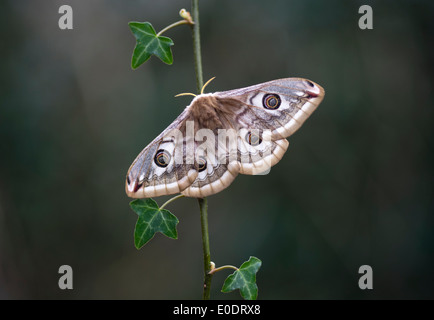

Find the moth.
xmin=126 ymin=78 xmax=324 ymax=198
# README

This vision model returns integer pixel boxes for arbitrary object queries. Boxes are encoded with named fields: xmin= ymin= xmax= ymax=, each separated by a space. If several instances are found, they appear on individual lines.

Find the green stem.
xmin=156 ymin=19 xmax=190 ymax=37
xmin=198 ymin=197 xmax=212 ymax=300
xmin=191 ymin=0 xmax=204 ymax=93
xmin=160 ymin=194 xmax=185 ymax=210
xmin=208 ymin=265 xmax=238 ymax=275
xmin=191 ymin=0 xmax=211 ymax=300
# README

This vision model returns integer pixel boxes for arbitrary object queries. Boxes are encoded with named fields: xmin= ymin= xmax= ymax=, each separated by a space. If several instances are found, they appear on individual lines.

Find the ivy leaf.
xmin=130 ymin=198 xmax=179 ymax=249
xmin=221 ymin=256 xmax=262 ymax=300
xmin=128 ymin=21 xmax=174 ymax=68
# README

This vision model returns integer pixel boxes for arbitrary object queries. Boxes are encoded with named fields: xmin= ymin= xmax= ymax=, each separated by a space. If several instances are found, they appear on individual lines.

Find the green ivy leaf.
xmin=128 ymin=21 xmax=174 ymax=68
xmin=130 ymin=198 xmax=179 ymax=249
xmin=221 ymin=256 xmax=262 ymax=300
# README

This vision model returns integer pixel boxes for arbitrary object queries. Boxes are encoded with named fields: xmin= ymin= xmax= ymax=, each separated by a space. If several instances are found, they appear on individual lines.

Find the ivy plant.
xmin=127 ymin=2 xmax=261 ymax=300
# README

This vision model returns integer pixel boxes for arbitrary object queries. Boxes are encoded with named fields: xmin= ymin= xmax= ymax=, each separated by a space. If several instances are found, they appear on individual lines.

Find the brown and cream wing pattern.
xmin=126 ymin=78 xmax=324 ymax=198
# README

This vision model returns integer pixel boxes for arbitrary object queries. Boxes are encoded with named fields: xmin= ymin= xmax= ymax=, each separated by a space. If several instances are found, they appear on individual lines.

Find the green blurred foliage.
xmin=0 ymin=0 xmax=433 ymax=299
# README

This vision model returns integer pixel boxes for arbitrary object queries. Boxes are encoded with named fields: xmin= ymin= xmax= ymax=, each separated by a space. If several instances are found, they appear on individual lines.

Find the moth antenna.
xmin=201 ymin=77 xmax=216 ymax=94
xmin=175 ymin=92 xmax=197 ymax=98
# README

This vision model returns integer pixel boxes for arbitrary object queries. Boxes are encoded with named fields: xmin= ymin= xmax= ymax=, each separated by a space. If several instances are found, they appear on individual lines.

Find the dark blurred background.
xmin=0 ymin=0 xmax=433 ymax=299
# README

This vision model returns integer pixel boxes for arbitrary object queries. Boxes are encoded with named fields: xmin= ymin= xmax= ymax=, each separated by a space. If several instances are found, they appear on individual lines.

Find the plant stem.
xmin=191 ymin=0 xmax=204 ymax=93
xmin=191 ymin=0 xmax=212 ymax=300
xmin=208 ymin=265 xmax=239 ymax=275
xmin=156 ymin=20 xmax=190 ymax=37
xmin=198 ymin=197 xmax=212 ymax=299
xmin=160 ymin=194 xmax=185 ymax=210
